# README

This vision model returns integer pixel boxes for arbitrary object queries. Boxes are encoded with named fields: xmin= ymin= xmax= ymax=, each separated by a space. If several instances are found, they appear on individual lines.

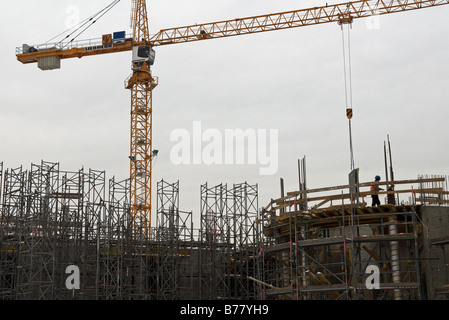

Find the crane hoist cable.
xmin=341 ymin=21 xmax=355 ymax=171
xmin=44 ymin=0 xmax=121 ymax=49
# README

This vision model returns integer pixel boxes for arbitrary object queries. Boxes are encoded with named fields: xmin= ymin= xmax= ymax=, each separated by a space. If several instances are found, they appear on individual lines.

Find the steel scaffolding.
xmin=154 ymin=179 xmax=196 ymax=300
xmin=1 ymin=160 xmax=448 ymax=300
xmin=0 ymin=161 xmax=261 ymax=300
xmin=0 ymin=161 xmax=140 ymax=299
xmin=199 ymin=182 xmax=259 ymax=300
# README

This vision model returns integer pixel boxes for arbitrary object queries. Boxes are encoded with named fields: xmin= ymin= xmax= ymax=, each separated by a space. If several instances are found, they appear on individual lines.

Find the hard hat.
xmin=375 ymin=175 xmax=381 ymax=181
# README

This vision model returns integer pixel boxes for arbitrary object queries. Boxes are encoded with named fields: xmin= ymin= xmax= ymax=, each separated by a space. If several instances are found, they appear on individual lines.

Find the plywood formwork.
xmin=259 ymin=174 xmax=449 ymax=300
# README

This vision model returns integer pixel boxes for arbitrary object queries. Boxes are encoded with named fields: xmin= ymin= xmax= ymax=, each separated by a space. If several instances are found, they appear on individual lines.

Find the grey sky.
xmin=0 ymin=1 xmax=448 ymax=224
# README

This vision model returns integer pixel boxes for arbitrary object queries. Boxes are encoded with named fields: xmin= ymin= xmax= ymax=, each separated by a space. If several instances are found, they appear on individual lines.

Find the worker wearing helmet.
xmin=370 ymin=175 xmax=383 ymax=207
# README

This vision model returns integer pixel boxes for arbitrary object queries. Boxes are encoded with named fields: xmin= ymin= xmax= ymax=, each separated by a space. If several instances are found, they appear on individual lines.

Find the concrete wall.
xmin=420 ymin=205 xmax=449 ymax=300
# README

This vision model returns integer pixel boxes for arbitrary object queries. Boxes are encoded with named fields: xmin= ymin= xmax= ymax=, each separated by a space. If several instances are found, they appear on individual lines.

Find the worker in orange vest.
xmin=371 ymin=175 xmax=383 ymax=207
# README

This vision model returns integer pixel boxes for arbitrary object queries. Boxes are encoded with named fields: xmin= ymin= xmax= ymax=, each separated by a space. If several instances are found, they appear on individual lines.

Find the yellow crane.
xmin=16 ymin=0 xmax=449 ymax=237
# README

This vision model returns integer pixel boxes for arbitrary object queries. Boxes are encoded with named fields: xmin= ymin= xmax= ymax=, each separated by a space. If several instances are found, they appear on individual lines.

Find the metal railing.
xmin=16 ymin=33 xmax=133 ymax=55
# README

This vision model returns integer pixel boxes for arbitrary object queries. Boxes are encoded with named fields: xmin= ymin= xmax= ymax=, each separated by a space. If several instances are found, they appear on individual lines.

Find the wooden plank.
xmin=296 ymin=236 xmax=346 ymax=247
xmin=354 ymin=233 xmax=415 ymax=242
xmin=281 ymin=177 xmax=445 ymax=202
xmin=270 ymin=187 xmax=443 ymax=211
xmin=354 ymin=282 xmax=418 ymax=290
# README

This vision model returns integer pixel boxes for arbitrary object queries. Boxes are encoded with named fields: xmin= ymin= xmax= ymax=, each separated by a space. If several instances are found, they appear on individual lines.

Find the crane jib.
xmin=85 ymin=44 xmax=113 ymax=52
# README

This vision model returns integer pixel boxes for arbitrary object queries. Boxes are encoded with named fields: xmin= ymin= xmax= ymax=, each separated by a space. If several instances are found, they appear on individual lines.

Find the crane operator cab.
xmin=132 ymin=45 xmax=156 ymax=71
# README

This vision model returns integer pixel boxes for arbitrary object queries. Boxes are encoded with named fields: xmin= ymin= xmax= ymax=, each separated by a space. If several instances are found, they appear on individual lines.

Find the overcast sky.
xmin=0 ymin=1 xmax=448 ymax=225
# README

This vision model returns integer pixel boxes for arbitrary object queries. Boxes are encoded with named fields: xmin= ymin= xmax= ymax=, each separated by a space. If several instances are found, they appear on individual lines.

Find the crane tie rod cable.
xmin=44 ymin=0 xmax=121 ymax=49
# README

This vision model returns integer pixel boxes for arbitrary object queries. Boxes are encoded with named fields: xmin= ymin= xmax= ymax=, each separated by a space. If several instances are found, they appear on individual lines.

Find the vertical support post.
xmin=388 ymin=216 xmax=401 ymax=300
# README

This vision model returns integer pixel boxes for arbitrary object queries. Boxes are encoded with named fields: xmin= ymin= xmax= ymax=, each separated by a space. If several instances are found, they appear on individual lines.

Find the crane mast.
xmin=127 ymin=0 xmax=156 ymax=237
xmin=131 ymin=0 xmax=150 ymax=41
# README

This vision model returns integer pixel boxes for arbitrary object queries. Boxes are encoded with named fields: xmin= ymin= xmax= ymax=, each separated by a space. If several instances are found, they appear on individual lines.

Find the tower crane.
xmin=16 ymin=0 xmax=449 ymax=237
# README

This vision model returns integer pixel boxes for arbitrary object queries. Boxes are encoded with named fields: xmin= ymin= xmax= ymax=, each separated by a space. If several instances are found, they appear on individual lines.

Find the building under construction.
xmin=260 ymin=158 xmax=449 ymax=300
xmin=7 ymin=0 xmax=449 ymax=303
xmin=0 ymin=159 xmax=448 ymax=300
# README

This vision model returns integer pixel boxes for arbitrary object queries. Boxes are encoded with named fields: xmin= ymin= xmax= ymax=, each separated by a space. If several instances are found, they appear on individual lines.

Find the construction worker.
xmin=371 ymin=175 xmax=383 ymax=207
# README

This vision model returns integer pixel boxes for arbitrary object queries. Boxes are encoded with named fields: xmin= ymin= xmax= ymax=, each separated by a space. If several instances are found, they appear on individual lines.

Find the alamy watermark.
xmin=365 ymin=265 xmax=380 ymax=290
xmin=365 ymin=10 xmax=381 ymax=30
xmin=170 ymin=121 xmax=279 ymax=176
xmin=65 ymin=265 xmax=80 ymax=290
xmin=65 ymin=5 xmax=81 ymax=29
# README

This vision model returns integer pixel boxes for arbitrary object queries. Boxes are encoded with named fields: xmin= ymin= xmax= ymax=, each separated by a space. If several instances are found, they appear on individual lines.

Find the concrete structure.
xmin=420 ymin=205 xmax=449 ymax=299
